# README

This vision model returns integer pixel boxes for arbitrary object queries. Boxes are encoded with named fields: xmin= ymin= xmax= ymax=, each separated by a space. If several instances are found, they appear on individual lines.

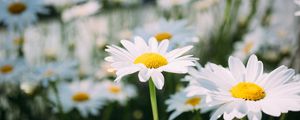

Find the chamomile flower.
xmin=99 ymin=80 xmax=137 ymax=105
xmin=0 ymin=58 xmax=27 ymax=83
xmin=165 ymin=90 xmax=202 ymax=120
xmin=186 ymin=55 xmax=300 ymax=120
xmin=233 ymin=28 xmax=264 ymax=61
xmin=105 ymin=37 xmax=197 ymax=89
xmin=0 ymin=0 xmax=48 ymax=32
xmin=61 ymin=1 xmax=101 ymax=22
xmin=134 ymin=19 xmax=196 ymax=49
xmin=49 ymin=79 xmax=104 ymax=117
xmin=34 ymin=61 xmax=78 ymax=86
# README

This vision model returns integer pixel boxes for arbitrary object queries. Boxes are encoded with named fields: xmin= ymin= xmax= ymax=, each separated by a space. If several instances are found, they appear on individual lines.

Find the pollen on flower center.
xmin=134 ymin=53 xmax=168 ymax=69
xmin=108 ymin=85 xmax=121 ymax=94
xmin=0 ymin=64 xmax=14 ymax=74
xmin=185 ymin=97 xmax=201 ymax=106
xmin=243 ymin=42 xmax=254 ymax=54
xmin=230 ymin=82 xmax=266 ymax=101
xmin=8 ymin=2 xmax=27 ymax=15
xmin=155 ymin=32 xmax=172 ymax=42
xmin=72 ymin=92 xmax=90 ymax=102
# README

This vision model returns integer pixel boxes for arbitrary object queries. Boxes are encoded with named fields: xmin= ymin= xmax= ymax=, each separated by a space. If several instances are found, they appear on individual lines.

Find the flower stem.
xmin=149 ymin=79 xmax=159 ymax=120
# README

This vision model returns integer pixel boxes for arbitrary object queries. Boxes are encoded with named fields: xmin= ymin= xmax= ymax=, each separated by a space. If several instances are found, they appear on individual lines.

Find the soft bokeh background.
xmin=0 ymin=0 xmax=299 ymax=120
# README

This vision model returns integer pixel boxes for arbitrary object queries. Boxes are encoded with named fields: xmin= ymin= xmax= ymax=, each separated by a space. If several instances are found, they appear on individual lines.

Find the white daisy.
xmin=0 ymin=58 xmax=27 ymax=83
xmin=34 ymin=61 xmax=78 ymax=86
xmin=233 ymin=28 xmax=265 ymax=61
xmin=99 ymin=80 xmax=137 ymax=105
xmin=134 ymin=19 xmax=196 ymax=49
xmin=61 ymin=1 xmax=101 ymax=22
xmin=105 ymin=36 xmax=197 ymax=89
xmin=165 ymin=90 xmax=202 ymax=120
xmin=186 ymin=55 xmax=300 ymax=120
xmin=49 ymin=79 xmax=104 ymax=117
xmin=0 ymin=0 xmax=48 ymax=32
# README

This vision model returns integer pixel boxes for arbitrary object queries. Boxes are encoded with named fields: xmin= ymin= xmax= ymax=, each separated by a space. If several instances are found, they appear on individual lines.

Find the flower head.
xmin=99 ymin=80 xmax=137 ymax=105
xmin=186 ymin=55 xmax=300 ymax=120
xmin=0 ymin=0 xmax=48 ymax=32
xmin=166 ymin=90 xmax=202 ymax=120
xmin=48 ymin=79 xmax=104 ymax=117
xmin=134 ymin=19 xmax=196 ymax=49
xmin=105 ymin=36 xmax=197 ymax=89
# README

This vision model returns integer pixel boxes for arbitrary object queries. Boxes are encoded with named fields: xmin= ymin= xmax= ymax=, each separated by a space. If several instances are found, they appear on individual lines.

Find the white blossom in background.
xmin=233 ymin=28 xmax=265 ymax=61
xmin=48 ymin=79 xmax=105 ymax=117
xmin=166 ymin=90 xmax=202 ymax=120
xmin=33 ymin=61 xmax=78 ymax=86
xmin=0 ymin=0 xmax=48 ymax=32
xmin=99 ymin=80 xmax=137 ymax=105
xmin=135 ymin=19 xmax=196 ymax=49
xmin=62 ymin=1 xmax=101 ymax=22
xmin=0 ymin=58 xmax=27 ymax=84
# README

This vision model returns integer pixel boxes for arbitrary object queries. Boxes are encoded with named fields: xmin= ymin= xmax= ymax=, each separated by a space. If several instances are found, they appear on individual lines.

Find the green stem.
xmin=149 ymin=80 xmax=159 ymax=120
xmin=50 ymin=82 xmax=65 ymax=119
xmin=279 ymin=113 xmax=287 ymax=120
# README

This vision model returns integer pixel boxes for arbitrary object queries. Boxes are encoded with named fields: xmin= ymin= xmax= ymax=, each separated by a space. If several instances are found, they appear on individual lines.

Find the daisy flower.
xmin=34 ymin=61 xmax=78 ymax=86
xmin=105 ymin=36 xmax=197 ymax=89
xmin=0 ymin=58 xmax=27 ymax=83
xmin=99 ymin=80 xmax=137 ymax=105
xmin=165 ymin=90 xmax=202 ymax=120
xmin=48 ymin=79 xmax=104 ymax=117
xmin=61 ymin=1 xmax=101 ymax=22
xmin=134 ymin=19 xmax=196 ymax=49
xmin=0 ymin=0 xmax=48 ymax=32
xmin=233 ymin=28 xmax=265 ymax=61
xmin=186 ymin=55 xmax=300 ymax=120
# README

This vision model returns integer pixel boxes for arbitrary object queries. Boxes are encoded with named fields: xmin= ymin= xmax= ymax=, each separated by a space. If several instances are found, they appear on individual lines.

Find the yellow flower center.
xmin=72 ymin=92 xmax=90 ymax=102
xmin=230 ymin=82 xmax=266 ymax=101
xmin=108 ymin=85 xmax=121 ymax=94
xmin=0 ymin=64 xmax=14 ymax=74
xmin=155 ymin=32 xmax=172 ymax=42
xmin=243 ymin=42 xmax=254 ymax=54
xmin=185 ymin=97 xmax=201 ymax=106
xmin=134 ymin=53 xmax=168 ymax=69
xmin=8 ymin=2 xmax=27 ymax=15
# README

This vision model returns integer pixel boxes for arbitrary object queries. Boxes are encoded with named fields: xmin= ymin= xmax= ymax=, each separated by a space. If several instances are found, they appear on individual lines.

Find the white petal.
xmin=138 ymin=69 xmax=151 ymax=82
xmin=247 ymin=111 xmax=262 ymax=120
xmin=166 ymin=46 xmax=193 ymax=60
xmin=149 ymin=37 xmax=158 ymax=52
xmin=228 ymin=56 xmax=246 ymax=82
xmin=158 ymin=40 xmax=169 ymax=55
xmin=169 ymin=110 xmax=182 ymax=120
xmin=246 ymin=55 xmax=263 ymax=82
xmin=151 ymin=71 xmax=165 ymax=89
xmin=120 ymin=40 xmax=139 ymax=56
